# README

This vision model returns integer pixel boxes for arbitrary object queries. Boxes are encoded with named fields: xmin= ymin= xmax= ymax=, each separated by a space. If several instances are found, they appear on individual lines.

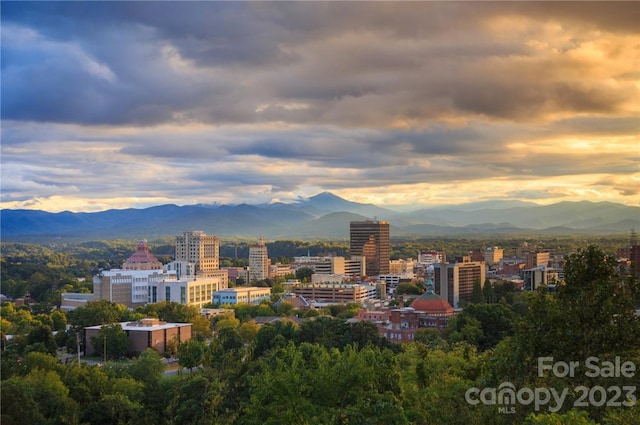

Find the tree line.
xmin=1 ymin=245 xmax=639 ymax=424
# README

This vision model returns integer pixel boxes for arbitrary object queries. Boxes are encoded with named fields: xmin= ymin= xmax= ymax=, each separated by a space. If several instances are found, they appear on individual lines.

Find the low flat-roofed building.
xmin=292 ymin=282 xmax=380 ymax=304
xmin=93 ymin=269 xmax=168 ymax=308
xmin=213 ymin=287 xmax=272 ymax=305
xmin=271 ymin=263 xmax=294 ymax=278
xmin=149 ymin=270 xmax=228 ymax=309
xmin=200 ymin=308 xmax=234 ymax=319
xmin=60 ymin=293 xmax=95 ymax=312
xmin=311 ymin=273 xmax=346 ymax=284
xmin=84 ymin=318 xmax=192 ymax=355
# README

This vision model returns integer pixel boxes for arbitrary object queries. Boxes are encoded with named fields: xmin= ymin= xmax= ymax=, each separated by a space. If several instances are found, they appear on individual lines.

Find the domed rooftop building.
xmin=409 ymin=279 xmax=455 ymax=316
xmin=122 ymin=240 xmax=163 ymax=270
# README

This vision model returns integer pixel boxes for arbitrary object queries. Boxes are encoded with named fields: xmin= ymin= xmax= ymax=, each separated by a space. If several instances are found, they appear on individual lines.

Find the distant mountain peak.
xmin=307 ymin=191 xmax=345 ymax=202
xmin=2 ymin=194 xmax=637 ymax=241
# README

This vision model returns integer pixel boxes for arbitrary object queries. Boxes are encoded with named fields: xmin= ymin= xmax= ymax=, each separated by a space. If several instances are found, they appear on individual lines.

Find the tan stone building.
xmin=248 ymin=237 xmax=270 ymax=282
xmin=174 ymin=231 xmax=220 ymax=274
xmin=433 ymin=260 xmax=486 ymax=308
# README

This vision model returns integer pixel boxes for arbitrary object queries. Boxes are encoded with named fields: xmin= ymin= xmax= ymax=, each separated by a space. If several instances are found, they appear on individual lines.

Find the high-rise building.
xmin=484 ymin=246 xmax=504 ymax=267
xmin=350 ymin=220 xmax=390 ymax=277
xmin=174 ymin=231 xmax=219 ymax=274
xmin=433 ymin=261 xmax=486 ymax=308
xmin=93 ymin=234 xmax=228 ymax=309
xmin=525 ymin=251 xmax=550 ymax=269
xmin=249 ymin=237 xmax=270 ymax=282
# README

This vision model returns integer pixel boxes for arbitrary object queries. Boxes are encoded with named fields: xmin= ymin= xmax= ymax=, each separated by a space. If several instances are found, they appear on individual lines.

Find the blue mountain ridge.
xmin=1 ymin=193 xmax=638 ymax=241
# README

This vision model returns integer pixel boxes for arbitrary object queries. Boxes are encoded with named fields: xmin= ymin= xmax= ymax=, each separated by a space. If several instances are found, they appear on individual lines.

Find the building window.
xmin=166 ymin=286 xmax=171 ymax=302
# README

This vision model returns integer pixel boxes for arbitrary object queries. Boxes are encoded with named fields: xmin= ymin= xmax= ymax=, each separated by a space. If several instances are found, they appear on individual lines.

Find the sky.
xmin=1 ymin=2 xmax=639 ymax=212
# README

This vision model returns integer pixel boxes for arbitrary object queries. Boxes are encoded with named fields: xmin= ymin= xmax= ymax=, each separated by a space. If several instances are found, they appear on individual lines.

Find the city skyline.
xmin=2 ymin=2 xmax=638 ymax=213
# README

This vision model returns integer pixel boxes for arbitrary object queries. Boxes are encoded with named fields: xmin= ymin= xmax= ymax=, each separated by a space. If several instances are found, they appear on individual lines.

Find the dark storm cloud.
xmin=1 ymin=2 xmax=638 ymax=210
xmin=3 ymin=1 xmax=637 ymax=126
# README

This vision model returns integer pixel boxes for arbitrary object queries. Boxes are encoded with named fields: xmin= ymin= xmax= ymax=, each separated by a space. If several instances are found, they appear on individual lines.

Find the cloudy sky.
xmin=2 ymin=2 xmax=638 ymax=212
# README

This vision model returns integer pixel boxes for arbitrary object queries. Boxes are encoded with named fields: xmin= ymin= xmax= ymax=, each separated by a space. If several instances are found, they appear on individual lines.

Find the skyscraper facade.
xmin=174 ymin=231 xmax=219 ymax=274
xmin=350 ymin=220 xmax=390 ymax=277
xmin=433 ymin=260 xmax=486 ymax=308
xmin=249 ymin=237 xmax=270 ymax=282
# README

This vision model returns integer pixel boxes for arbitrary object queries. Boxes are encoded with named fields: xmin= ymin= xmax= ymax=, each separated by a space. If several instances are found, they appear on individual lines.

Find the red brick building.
xmin=85 ymin=318 xmax=192 ymax=356
xmin=377 ymin=282 xmax=457 ymax=342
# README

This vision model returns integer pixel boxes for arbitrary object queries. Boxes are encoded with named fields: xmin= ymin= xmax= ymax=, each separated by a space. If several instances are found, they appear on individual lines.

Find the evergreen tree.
xmin=470 ymin=279 xmax=484 ymax=304
xmin=482 ymin=278 xmax=495 ymax=303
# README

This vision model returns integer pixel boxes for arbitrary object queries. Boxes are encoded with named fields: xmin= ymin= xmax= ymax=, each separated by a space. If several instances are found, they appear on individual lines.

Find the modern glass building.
xmin=349 ymin=220 xmax=390 ymax=277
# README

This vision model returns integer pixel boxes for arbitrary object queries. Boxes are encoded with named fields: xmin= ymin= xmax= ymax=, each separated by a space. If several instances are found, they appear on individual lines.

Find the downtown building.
xmin=173 ymin=230 xmax=220 ymax=276
xmin=310 ymin=256 xmax=367 ymax=280
xmin=248 ymin=237 xmax=270 ymax=282
xmin=350 ymin=220 xmax=390 ymax=277
xmin=93 ymin=233 xmax=228 ymax=309
xmin=484 ymin=246 xmax=504 ymax=267
xmin=433 ymin=260 xmax=486 ymax=308
xmin=85 ymin=318 xmax=192 ymax=356
xmin=291 ymin=282 xmax=382 ymax=305
xmin=93 ymin=240 xmax=167 ymax=308
xmin=213 ymin=287 xmax=272 ymax=305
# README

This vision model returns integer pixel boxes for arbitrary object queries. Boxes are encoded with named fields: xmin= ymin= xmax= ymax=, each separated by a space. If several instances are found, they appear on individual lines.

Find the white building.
xmin=249 ymin=238 xmax=270 ymax=282
xmin=314 ymin=257 xmax=346 ymax=275
xmin=213 ymin=287 xmax=272 ymax=305
xmin=148 ymin=271 xmax=228 ymax=309
xmin=93 ymin=269 xmax=168 ymax=308
xmin=378 ymin=272 xmax=415 ymax=287
xmin=294 ymin=256 xmax=366 ymax=280
xmin=418 ymin=251 xmax=445 ymax=266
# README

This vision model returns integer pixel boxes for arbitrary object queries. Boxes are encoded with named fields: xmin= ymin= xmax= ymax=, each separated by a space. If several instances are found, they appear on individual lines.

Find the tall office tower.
xmin=175 ymin=231 xmax=219 ymax=274
xmin=525 ymin=251 xmax=550 ymax=270
xmin=350 ymin=220 xmax=390 ymax=277
xmin=433 ymin=260 xmax=486 ymax=308
xmin=249 ymin=237 xmax=270 ymax=282
xmin=484 ymin=246 xmax=504 ymax=267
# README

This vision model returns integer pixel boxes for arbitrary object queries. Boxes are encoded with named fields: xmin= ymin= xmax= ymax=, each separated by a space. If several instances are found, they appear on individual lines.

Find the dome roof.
xmin=409 ymin=279 xmax=454 ymax=315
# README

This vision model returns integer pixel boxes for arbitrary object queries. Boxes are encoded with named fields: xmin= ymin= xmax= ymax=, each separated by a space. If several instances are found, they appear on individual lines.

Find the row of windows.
xmin=384 ymin=332 xmax=414 ymax=340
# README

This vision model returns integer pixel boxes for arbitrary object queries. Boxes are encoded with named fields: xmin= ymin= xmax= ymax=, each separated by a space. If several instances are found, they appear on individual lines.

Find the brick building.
xmin=84 ymin=318 xmax=192 ymax=356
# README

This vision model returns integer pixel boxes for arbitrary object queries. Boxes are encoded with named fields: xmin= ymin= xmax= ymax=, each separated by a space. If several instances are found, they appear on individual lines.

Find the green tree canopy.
xmin=90 ymin=324 xmax=129 ymax=360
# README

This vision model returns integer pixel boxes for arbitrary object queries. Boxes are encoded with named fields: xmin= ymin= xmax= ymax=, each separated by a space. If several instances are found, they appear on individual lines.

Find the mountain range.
xmin=1 ymin=192 xmax=638 ymax=241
